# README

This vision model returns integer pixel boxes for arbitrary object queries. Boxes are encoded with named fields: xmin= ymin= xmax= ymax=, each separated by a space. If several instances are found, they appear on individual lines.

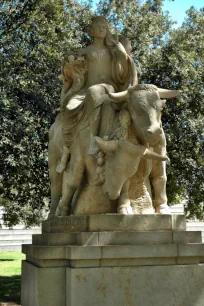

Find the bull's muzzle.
xmin=145 ymin=127 xmax=162 ymax=143
xmin=102 ymin=184 xmax=120 ymax=200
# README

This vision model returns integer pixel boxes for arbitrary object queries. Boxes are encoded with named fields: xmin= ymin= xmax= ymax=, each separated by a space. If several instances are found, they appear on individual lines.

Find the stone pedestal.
xmin=21 ymin=215 xmax=204 ymax=306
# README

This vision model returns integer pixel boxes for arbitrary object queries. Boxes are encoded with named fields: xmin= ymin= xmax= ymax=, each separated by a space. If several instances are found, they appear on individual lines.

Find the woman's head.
xmin=89 ymin=16 xmax=108 ymax=39
xmin=89 ymin=16 xmax=116 ymax=48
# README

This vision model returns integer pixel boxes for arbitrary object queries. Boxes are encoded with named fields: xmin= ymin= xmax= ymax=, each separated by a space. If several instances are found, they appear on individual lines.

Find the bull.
xmin=108 ymin=84 xmax=180 ymax=214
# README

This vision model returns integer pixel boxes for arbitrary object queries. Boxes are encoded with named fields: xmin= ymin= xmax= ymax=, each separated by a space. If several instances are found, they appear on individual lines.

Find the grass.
xmin=0 ymin=252 xmax=25 ymax=305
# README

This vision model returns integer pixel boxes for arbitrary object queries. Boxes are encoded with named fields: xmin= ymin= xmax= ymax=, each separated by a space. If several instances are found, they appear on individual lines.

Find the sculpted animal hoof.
xmin=55 ymin=206 xmax=70 ymax=217
xmin=117 ymin=205 xmax=133 ymax=215
xmin=155 ymin=204 xmax=171 ymax=214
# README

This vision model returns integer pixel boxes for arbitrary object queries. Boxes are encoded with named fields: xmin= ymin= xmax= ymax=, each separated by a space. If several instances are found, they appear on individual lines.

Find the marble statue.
xmin=47 ymin=16 xmax=180 ymax=219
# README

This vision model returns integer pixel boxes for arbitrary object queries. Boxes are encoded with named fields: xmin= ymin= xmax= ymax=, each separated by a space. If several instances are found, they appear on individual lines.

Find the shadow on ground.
xmin=0 ymin=275 xmax=21 ymax=305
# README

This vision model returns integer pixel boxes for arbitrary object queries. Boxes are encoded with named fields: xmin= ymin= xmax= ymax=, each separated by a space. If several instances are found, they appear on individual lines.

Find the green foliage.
xmin=0 ymin=0 xmax=203 ymax=225
xmin=0 ymin=0 xmax=92 ymax=226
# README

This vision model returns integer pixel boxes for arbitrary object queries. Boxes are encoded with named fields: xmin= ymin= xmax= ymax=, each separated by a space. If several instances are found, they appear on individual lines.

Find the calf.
xmin=95 ymin=137 xmax=169 ymax=214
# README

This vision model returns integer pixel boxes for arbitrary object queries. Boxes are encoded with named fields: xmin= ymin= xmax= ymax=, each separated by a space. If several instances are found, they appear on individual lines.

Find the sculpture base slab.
xmin=21 ymin=215 xmax=204 ymax=306
xmin=21 ymin=261 xmax=204 ymax=306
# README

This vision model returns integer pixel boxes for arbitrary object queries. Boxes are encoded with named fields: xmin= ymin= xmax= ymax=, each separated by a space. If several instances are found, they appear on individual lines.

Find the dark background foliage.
xmin=0 ymin=0 xmax=203 ymax=226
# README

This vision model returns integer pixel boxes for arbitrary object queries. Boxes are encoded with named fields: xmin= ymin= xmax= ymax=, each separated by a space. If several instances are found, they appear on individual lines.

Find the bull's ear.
xmin=95 ymin=137 xmax=118 ymax=152
xmin=107 ymin=90 xmax=129 ymax=103
xmin=158 ymin=88 xmax=181 ymax=99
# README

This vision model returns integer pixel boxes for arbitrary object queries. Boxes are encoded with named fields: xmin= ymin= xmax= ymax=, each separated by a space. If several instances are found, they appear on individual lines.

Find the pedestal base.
xmin=21 ymin=215 xmax=204 ymax=306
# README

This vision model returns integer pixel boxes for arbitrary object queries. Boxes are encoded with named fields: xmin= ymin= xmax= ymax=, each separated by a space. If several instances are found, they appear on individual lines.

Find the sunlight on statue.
xmin=47 ymin=16 xmax=180 ymax=219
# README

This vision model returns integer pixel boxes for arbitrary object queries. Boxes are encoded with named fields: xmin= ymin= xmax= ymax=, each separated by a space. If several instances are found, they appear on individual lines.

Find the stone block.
xmin=100 ymin=257 xmax=177 ymax=267
xmin=76 ymin=232 xmax=99 ymax=246
xmin=99 ymin=231 xmax=172 ymax=245
xmin=21 ymin=261 xmax=66 ymax=306
xmin=173 ymin=231 xmax=187 ymax=244
xmin=32 ymin=233 xmax=77 ymax=246
xmin=42 ymin=216 xmax=89 ymax=233
xmin=41 ymin=215 xmax=186 ymax=233
xmin=187 ymin=231 xmax=202 ymax=243
xmin=26 ymin=255 xmax=70 ymax=268
xmin=172 ymin=214 xmax=186 ymax=231
xmin=66 ymin=265 xmax=204 ymax=306
xmin=178 ymin=243 xmax=204 ymax=257
xmin=22 ymin=244 xmax=65 ymax=259
xmin=33 ymin=232 xmax=99 ymax=246
xmin=70 ymin=259 xmax=101 ymax=268
xmin=101 ymin=244 xmax=178 ymax=259
xmin=66 ymin=246 xmax=102 ymax=260
xmin=177 ymin=256 xmax=200 ymax=265
xmin=89 ymin=214 xmax=173 ymax=232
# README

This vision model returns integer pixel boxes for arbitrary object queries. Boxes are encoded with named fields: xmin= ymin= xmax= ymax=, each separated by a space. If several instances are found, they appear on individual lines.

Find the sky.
xmin=162 ymin=0 xmax=203 ymax=27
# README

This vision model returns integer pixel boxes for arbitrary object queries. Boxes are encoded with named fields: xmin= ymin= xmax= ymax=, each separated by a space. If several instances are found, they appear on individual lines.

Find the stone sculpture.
xmin=47 ymin=16 xmax=180 ymax=219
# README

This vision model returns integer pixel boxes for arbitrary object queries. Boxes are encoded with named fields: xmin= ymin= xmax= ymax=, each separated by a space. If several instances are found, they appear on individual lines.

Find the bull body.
xmin=108 ymin=84 xmax=180 ymax=213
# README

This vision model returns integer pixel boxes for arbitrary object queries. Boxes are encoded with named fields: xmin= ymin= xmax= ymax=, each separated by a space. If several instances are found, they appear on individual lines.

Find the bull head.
xmin=95 ymin=136 xmax=169 ymax=201
xmin=108 ymin=85 xmax=181 ymax=146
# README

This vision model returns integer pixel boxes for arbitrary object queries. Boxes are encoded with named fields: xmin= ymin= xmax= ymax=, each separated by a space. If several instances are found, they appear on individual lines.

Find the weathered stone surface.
xmin=33 ymin=232 xmax=99 ymax=246
xmin=173 ymin=231 xmax=202 ymax=244
xmin=173 ymin=231 xmax=188 ymax=243
xmin=22 ymin=259 xmax=204 ymax=306
xmin=100 ymin=257 xmax=177 ymax=266
xmin=172 ymin=214 xmax=186 ymax=231
xmin=41 ymin=214 xmax=186 ymax=233
xmin=21 ymin=261 xmax=66 ymax=306
xmin=178 ymin=243 xmax=204 ymax=257
xmin=22 ymin=214 xmax=204 ymax=306
xmin=33 ymin=231 xmax=174 ymax=246
xmin=89 ymin=214 xmax=173 ymax=232
xmin=42 ymin=216 xmax=88 ymax=233
xmin=99 ymin=231 xmax=173 ymax=245
xmin=187 ymin=231 xmax=202 ymax=243
xmin=23 ymin=243 xmax=204 ymax=264
xmin=22 ymin=244 xmax=65 ymax=259
xmin=66 ymin=246 xmax=101 ymax=260
xmin=66 ymin=265 xmax=204 ymax=306
xmin=101 ymin=244 xmax=178 ymax=259
xmin=176 ymin=256 xmax=200 ymax=265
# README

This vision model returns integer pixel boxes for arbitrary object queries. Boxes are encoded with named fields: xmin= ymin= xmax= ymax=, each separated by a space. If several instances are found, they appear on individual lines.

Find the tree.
xmin=0 ymin=0 xmax=92 ymax=226
xmin=0 ymin=0 xmax=203 ymax=226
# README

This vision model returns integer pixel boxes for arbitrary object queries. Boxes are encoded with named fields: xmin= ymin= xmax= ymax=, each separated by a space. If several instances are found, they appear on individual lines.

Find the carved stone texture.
xmin=47 ymin=16 xmax=181 ymax=219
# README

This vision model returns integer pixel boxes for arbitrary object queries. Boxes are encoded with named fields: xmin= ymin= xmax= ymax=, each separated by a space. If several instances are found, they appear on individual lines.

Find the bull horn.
xmin=143 ymin=148 xmax=170 ymax=163
xmin=95 ymin=137 xmax=118 ymax=152
xmin=108 ymin=90 xmax=129 ymax=103
xmin=157 ymin=88 xmax=181 ymax=99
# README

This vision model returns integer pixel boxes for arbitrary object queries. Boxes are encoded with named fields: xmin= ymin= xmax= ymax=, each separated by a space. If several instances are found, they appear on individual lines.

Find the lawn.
xmin=0 ymin=252 xmax=25 ymax=305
